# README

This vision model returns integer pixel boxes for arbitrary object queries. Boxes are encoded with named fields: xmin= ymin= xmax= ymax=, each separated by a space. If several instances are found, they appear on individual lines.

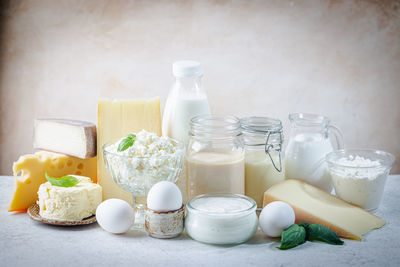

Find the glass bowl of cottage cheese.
xmin=103 ymin=130 xmax=185 ymax=229
xmin=326 ymin=149 xmax=395 ymax=211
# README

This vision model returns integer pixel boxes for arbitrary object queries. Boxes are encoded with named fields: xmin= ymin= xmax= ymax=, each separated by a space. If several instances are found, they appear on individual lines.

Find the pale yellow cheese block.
xmin=263 ymin=179 xmax=386 ymax=241
xmin=97 ymin=98 xmax=162 ymax=204
xmin=9 ymin=151 xmax=97 ymax=212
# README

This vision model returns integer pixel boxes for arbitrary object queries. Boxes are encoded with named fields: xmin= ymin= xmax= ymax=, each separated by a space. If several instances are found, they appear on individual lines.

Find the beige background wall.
xmin=0 ymin=0 xmax=399 ymax=174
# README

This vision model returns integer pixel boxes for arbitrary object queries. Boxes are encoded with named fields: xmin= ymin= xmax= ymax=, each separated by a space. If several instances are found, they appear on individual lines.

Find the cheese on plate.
xmin=263 ymin=179 xmax=386 ymax=240
xmin=37 ymin=175 xmax=102 ymax=221
xmin=9 ymin=151 xmax=97 ymax=212
xmin=97 ymin=98 xmax=162 ymax=204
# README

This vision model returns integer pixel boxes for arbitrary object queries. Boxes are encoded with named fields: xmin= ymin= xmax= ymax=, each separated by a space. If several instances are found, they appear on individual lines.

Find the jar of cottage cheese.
xmin=185 ymin=193 xmax=258 ymax=245
xmin=326 ymin=149 xmax=395 ymax=211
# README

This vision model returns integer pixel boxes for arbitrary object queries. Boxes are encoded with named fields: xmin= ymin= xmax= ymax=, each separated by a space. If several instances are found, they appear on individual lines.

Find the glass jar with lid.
xmin=240 ymin=116 xmax=285 ymax=208
xmin=185 ymin=193 xmax=258 ymax=245
xmin=186 ymin=115 xmax=245 ymax=200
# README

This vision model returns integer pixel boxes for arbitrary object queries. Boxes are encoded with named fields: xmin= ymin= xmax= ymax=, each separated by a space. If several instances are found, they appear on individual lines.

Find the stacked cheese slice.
xmin=9 ymin=120 xmax=98 ymax=212
xmin=9 ymin=97 xmax=164 ymax=211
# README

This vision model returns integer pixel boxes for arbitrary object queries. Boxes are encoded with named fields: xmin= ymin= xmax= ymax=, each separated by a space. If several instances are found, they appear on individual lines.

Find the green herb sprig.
xmin=117 ymin=134 xmax=136 ymax=152
xmin=279 ymin=224 xmax=307 ymax=250
xmin=45 ymin=173 xmax=80 ymax=187
xmin=300 ymin=223 xmax=344 ymax=245
xmin=279 ymin=223 xmax=344 ymax=250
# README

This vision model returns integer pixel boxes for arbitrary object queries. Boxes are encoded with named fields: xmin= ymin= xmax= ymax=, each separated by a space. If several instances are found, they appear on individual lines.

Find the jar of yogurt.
xmin=186 ymin=115 xmax=245 ymax=200
xmin=285 ymin=113 xmax=344 ymax=192
xmin=185 ymin=193 xmax=258 ymax=245
xmin=241 ymin=116 xmax=285 ymax=208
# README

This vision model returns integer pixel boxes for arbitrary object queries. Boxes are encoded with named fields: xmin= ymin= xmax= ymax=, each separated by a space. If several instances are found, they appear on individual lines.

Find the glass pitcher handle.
xmin=329 ymin=125 xmax=344 ymax=150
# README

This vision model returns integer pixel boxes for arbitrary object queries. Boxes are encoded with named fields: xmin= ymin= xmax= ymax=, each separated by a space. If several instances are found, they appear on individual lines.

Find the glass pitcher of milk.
xmin=285 ymin=113 xmax=344 ymax=192
xmin=162 ymin=60 xmax=211 ymax=145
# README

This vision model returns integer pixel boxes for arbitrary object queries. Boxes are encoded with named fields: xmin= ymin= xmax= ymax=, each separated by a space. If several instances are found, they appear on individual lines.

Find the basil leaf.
xmin=279 ymin=224 xmax=306 ymax=250
xmin=305 ymin=224 xmax=344 ymax=245
xmin=117 ymin=134 xmax=136 ymax=152
xmin=299 ymin=223 xmax=310 ymax=240
xmin=126 ymin=134 xmax=136 ymax=139
xmin=299 ymin=222 xmax=310 ymax=228
xmin=45 ymin=173 xmax=79 ymax=187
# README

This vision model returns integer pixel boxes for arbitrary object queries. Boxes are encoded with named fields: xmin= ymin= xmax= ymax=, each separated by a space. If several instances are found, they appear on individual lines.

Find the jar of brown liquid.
xmin=186 ymin=115 xmax=245 ymax=200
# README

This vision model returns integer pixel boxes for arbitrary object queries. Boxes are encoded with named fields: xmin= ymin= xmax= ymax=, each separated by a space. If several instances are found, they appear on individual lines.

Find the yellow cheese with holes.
xmin=97 ymin=98 xmax=162 ymax=204
xmin=9 ymin=151 xmax=97 ymax=212
xmin=263 ymin=179 xmax=386 ymax=240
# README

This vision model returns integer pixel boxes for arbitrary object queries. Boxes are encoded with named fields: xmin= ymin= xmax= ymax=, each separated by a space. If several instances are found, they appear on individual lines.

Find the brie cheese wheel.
xmin=37 ymin=175 xmax=102 ymax=221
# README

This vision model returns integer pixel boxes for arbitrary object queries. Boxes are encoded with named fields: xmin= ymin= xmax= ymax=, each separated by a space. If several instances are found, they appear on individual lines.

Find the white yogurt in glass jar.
xmin=185 ymin=193 xmax=258 ymax=245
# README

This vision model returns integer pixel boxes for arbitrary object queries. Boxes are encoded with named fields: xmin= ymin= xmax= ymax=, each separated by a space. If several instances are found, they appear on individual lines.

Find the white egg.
xmin=259 ymin=201 xmax=295 ymax=237
xmin=147 ymin=181 xmax=182 ymax=212
xmin=96 ymin=199 xmax=134 ymax=234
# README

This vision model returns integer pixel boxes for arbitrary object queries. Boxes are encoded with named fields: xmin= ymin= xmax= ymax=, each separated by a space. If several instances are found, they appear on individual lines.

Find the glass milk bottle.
xmin=186 ymin=115 xmax=245 ymax=200
xmin=241 ymin=117 xmax=285 ymax=208
xmin=162 ymin=60 xmax=211 ymax=145
xmin=285 ymin=113 xmax=344 ymax=192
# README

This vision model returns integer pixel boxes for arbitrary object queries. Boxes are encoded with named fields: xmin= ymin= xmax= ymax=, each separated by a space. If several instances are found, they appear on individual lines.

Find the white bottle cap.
xmin=173 ymin=60 xmax=203 ymax=77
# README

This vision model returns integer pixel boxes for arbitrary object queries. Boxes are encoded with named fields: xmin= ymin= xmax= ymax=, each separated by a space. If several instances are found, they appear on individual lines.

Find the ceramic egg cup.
xmin=145 ymin=205 xmax=185 ymax=239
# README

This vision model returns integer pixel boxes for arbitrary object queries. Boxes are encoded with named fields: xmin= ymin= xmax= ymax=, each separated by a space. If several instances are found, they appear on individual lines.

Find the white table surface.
xmin=1 ymin=175 xmax=400 ymax=267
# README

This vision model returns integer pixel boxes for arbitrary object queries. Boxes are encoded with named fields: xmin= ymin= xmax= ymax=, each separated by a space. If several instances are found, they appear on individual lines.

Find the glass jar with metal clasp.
xmin=240 ymin=117 xmax=285 ymax=209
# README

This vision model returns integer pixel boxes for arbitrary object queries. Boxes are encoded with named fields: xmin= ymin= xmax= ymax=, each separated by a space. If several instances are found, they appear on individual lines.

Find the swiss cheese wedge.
xmin=9 ymin=151 xmax=97 ymax=212
xmin=263 ymin=179 xmax=386 ymax=240
xmin=97 ymin=98 xmax=162 ymax=204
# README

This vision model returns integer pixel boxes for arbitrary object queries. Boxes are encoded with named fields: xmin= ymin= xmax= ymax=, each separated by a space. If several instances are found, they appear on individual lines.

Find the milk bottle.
xmin=285 ymin=113 xmax=344 ymax=192
xmin=162 ymin=61 xmax=211 ymax=145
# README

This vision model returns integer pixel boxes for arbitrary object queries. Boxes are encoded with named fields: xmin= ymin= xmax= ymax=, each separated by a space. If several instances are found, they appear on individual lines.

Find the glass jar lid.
xmin=241 ymin=117 xmax=282 ymax=142
xmin=240 ymin=116 xmax=283 ymax=172
xmin=190 ymin=115 xmax=242 ymax=138
xmin=186 ymin=193 xmax=257 ymax=216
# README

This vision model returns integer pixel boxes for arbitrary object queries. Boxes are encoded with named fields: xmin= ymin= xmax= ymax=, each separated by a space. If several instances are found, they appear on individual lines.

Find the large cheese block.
xmin=9 ymin=151 xmax=97 ymax=212
xmin=34 ymin=119 xmax=97 ymax=158
xmin=263 ymin=179 xmax=386 ymax=240
xmin=97 ymin=98 xmax=162 ymax=204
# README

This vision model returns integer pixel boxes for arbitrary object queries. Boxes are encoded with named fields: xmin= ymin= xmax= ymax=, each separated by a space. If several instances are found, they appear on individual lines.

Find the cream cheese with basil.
xmin=37 ymin=175 xmax=102 ymax=221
